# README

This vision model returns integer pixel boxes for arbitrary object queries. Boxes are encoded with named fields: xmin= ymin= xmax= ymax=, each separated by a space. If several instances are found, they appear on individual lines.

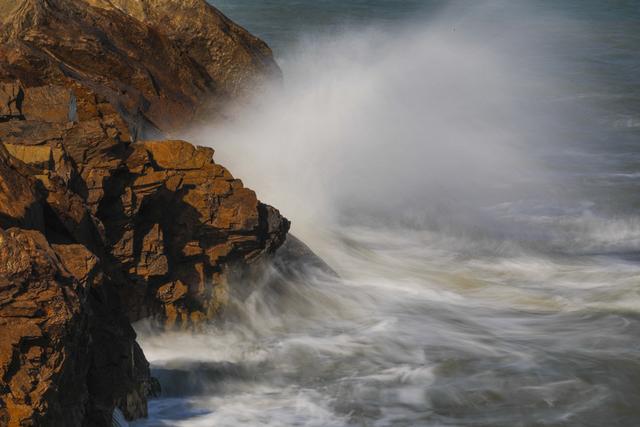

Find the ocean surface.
xmin=132 ymin=1 xmax=640 ymax=426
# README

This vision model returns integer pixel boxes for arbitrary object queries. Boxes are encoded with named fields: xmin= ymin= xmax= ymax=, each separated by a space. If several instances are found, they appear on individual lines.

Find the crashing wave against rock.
xmin=0 ymin=0 xmax=289 ymax=425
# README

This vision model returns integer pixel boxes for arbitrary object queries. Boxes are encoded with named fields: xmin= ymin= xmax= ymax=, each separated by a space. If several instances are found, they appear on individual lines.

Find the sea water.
xmin=132 ymin=1 xmax=640 ymax=425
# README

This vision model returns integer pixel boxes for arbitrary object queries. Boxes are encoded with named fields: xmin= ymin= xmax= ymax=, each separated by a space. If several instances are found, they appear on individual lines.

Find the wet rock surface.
xmin=0 ymin=0 xmax=289 ymax=425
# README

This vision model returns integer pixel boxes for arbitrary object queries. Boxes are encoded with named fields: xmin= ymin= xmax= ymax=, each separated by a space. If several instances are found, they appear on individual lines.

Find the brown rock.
xmin=157 ymin=280 xmax=189 ymax=303
xmin=21 ymin=85 xmax=75 ymax=123
xmin=102 ymin=140 xmax=289 ymax=327
xmin=0 ymin=229 xmax=90 ymax=427
xmin=0 ymin=143 xmax=43 ymax=229
xmin=143 ymin=139 xmax=214 ymax=170
xmin=0 ymin=81 xmax=22 ymax=119
xmin=0 ymin=0 xmax=290 ymax=424
xmin=0 ymin=0 xmax=280 ymax=135
xmin=135 ymin=223 xmax=169 ymax=278
xmin=102 ymin=0 xmax=281 ymax=103
xmin=0 ymin=148 xmax=156 ymax=426
xmin=0 ymin=0 xmax=291 ymax=331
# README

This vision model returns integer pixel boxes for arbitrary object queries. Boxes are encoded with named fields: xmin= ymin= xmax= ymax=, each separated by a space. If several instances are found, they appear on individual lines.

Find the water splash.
xmin=135 ymin=1 xmax=640 ymax=426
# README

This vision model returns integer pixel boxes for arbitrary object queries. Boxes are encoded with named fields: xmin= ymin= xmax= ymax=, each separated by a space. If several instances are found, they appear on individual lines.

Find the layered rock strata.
xmin=0 ymin=0 xmax=289 ymax=425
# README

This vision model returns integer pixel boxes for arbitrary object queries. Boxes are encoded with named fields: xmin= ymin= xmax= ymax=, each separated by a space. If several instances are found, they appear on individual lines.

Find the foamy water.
xmin=132 ymin=1 xmax=640 ymax=425
xmin=134 ymin=223 xmax=640 ymax=426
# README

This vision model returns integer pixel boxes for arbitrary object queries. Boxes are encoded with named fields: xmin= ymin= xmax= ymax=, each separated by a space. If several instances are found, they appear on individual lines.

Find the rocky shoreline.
xmin=0 ymin=0 xmax=290 ymax=425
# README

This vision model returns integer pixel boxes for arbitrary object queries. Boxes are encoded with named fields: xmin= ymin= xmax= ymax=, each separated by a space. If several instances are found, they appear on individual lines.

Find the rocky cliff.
xmin=0 ymin=0 xmax=289 ymax=425
xmin=0 ymin=0 xmax=279 ymax=135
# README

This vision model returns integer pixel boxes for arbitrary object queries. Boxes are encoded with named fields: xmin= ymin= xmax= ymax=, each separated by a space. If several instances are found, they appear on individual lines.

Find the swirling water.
xmin=132 ymin=1 xmax=640 ymax=426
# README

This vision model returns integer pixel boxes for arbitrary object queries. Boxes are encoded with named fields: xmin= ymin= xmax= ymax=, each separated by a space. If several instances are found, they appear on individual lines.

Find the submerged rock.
xmin=274 ymin=234 xmax=338 ymax=278
xmin=0 ymin=0 xmax=289 ymax=425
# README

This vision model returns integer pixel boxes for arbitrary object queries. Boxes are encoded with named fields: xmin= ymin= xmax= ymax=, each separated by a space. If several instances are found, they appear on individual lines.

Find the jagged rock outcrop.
xmin=0 ymin=0 xmax=289 ymax=327
xmin=0 ymin=151 xmax=157 ymax=426
xmin=0 ymin=0 xmax=280 ymax=136
xmin=0 ymin=82 xmax=289 ymax=329
xmin=0 ymin=0 xmax=289 ymax=425
xmin=106 ymin=139 xmax=288 ymax=325
xmin=0 ymin=228 xmax=92 ymax=426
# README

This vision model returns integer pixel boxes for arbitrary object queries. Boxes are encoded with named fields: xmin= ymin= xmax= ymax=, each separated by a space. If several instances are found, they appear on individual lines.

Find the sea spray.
xmin=134 ymin=1 xmax=640 ymax=426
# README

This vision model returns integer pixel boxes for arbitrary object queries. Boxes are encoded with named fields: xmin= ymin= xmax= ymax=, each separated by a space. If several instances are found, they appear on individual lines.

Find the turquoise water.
xmin=133 ymin=2 xmax=640 ymax=426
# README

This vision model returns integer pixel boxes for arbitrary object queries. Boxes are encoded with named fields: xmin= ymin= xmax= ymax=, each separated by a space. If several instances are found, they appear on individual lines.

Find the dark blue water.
xmin=133 ymin=2 xmax=640 ymax=426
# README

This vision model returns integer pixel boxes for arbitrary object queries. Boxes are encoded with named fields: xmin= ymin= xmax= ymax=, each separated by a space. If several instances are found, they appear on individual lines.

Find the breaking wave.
xmin=133 ymin=1 xmax=640 ymax=426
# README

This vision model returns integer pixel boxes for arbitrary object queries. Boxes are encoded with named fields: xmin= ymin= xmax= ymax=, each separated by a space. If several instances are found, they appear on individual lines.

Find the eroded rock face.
xmin=0 ymin=84 xmax=289 ymax=329
xmin=0 ymin=0 xmax=280 ymax=135
xmin=0 ymin=0 xmax=290 ymax=424
xmin=0 ymin=229 xmax=157 ymax=426
xmin=0 ymin=228 xmax=91 ymax=427
xmin=0 ymin=144 xmax=42 ymax=229
xmin=0 ymin=147 xmax=157 ymax=427
xmin=107 ymin=140 xmax=288 ymax=326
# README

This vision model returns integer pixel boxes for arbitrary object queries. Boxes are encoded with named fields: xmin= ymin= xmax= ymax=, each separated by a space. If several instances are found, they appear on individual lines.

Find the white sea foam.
xmin=134 ymin=1 xmax=640 ymax=426
xmin=189 ymin=4 xmax=581 ymax=243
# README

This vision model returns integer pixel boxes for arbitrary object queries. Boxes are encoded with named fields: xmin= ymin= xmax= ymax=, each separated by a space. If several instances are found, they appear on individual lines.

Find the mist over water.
xmin=196 ymin=6 xmax=558 ymax=237
xmin=133 ymin=1 xmax=640 ymax=426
